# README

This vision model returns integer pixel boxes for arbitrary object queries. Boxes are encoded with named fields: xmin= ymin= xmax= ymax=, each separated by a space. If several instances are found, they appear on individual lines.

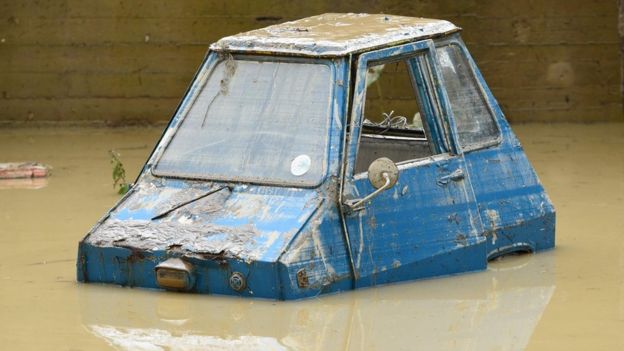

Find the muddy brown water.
xmin=0 ymin=124 xmax=622 ymax=350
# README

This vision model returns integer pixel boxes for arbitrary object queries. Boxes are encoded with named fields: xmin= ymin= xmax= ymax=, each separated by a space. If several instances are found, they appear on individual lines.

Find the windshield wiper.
xmin=151 ymin=185 xmax=230 ymax=220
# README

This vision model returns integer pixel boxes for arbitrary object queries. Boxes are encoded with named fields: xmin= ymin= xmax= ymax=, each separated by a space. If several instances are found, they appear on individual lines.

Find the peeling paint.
xmin=486 ymin=209 xmax=501 ymax=228
xmin=87 ymin=220 xmax=261 ymax=260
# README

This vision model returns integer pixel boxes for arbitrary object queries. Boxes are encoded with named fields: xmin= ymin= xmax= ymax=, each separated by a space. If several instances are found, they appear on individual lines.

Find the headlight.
xmin=155 ymin=258 xmax=195 ymax=291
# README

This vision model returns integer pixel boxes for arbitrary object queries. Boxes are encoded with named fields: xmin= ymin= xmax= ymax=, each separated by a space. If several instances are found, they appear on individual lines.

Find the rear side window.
xmin=436 ymin=44 xmax=499 ymax=150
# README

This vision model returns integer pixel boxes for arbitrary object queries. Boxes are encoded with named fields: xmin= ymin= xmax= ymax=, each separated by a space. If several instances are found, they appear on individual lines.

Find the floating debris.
xmin=0 ymin=162 xmax=51 ymax=179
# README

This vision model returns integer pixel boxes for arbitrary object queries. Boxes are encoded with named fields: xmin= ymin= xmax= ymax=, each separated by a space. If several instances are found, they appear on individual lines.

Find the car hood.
xmin=85 ymin=177 xmax=323 ymax=263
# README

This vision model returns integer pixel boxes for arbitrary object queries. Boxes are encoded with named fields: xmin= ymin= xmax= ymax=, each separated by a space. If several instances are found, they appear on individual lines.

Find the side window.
xmin=354 ymin=56 xmax=440 ymax=173
xmin=436 ymin=44 xmax=499 ymax=149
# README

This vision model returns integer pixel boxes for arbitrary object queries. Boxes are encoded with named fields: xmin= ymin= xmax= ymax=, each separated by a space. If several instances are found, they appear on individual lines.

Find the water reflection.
xmin=79 ymin=252 xmax=555 ymax=351
xmin=0 ymin=177 xmax=48 ymax=190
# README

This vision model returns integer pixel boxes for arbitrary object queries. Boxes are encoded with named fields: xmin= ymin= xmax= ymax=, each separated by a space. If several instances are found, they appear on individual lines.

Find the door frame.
xmin=338 ymin=39 xmax=476 ymax=284
xmin=342 ymin=39 xmax=464 ymax=182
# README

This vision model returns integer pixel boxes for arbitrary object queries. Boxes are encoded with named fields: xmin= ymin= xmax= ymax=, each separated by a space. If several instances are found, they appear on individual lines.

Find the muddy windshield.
xmin=153 ymin=58 xmax=333 ymax=186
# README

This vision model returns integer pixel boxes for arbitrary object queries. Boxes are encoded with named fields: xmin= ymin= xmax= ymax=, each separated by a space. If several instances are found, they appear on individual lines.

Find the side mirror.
xmin=345 ymin=157 xmax=399 ymax=212
xmin=367 ymin=157 xmax=399 ymax=190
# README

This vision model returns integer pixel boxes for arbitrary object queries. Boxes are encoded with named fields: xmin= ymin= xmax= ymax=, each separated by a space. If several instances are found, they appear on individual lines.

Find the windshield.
xmin=153 ymin=57 xmax=333 ymax=186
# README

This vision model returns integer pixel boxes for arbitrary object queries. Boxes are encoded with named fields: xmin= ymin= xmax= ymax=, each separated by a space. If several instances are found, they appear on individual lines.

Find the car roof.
xmin=210 ymin=13 xmax=460 ymax=57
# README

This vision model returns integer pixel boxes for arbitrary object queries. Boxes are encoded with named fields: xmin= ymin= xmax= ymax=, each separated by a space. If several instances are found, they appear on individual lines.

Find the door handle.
xmin=437 ymin=169 xmax=464 ymax=186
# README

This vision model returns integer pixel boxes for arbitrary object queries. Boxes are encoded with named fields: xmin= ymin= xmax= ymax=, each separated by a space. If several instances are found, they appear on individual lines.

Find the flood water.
xmin=0 ymin=123 xmax=622 ymax=350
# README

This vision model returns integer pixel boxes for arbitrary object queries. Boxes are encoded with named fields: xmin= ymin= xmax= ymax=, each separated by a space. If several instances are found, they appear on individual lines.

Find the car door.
xmin=341 ymin=40 xmax=486 ymax=288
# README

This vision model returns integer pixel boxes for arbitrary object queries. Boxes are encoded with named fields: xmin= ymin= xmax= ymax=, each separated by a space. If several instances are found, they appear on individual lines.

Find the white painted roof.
xmin=211 ymin=13 xmax=460 ymax=57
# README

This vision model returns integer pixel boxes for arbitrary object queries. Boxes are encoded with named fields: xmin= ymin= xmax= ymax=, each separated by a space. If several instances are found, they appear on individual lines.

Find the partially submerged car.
xmin=77 ymin=13 xmax=555 ymax=300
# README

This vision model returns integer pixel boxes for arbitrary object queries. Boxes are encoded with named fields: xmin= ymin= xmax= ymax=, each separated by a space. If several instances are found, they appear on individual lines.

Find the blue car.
xmin=77 ymin=13 xmax=555 ymax=300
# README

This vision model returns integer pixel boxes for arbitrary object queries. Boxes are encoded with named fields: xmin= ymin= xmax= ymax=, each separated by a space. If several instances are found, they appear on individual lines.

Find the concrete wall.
xmin=1 ymin=0 xmax=621 ymax=125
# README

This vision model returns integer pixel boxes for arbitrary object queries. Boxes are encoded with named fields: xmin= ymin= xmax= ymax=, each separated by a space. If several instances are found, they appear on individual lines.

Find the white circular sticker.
xmin=290 ymin=154 xmax=311 ymax=176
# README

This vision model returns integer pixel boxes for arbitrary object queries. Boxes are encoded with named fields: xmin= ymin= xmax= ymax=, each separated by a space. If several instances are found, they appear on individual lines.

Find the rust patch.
xmin=455 ymin=234 xmax=467 ymax=246
xmin=296 ymin=268 xmax=309 ymax=288
xmin=79 ymin=254 xmax=88 ymax=282
xmin=197 ymin=250 xmax=229 ymax=266
xmin=125 ymin=248 xmax=146 ymax=263
xmin=167 ymin=244 xmax=183 ymax=252
xmin=368 ymin=216 xmax=377 ymax=229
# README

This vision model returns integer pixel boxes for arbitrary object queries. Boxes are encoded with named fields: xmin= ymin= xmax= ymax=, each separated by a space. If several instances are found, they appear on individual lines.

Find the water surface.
xmin=0 ymin=124 xmax=622 ymax=350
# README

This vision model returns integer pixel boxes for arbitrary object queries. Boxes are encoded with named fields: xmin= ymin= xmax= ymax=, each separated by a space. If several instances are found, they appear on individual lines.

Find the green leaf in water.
xmin=109 ymin=149 xmax=130 ymax=195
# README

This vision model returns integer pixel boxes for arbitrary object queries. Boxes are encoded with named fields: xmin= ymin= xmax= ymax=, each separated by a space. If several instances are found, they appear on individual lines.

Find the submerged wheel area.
xmin=487 ymin=244 xmax=534 ymax=262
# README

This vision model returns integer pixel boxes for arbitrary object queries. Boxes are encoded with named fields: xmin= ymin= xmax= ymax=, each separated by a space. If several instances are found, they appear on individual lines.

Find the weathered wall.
xmin=0 ymin=0 xmax=621 ymax=125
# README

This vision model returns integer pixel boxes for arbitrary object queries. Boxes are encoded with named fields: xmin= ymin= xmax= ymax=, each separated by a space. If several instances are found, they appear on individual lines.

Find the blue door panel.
xmin=345 ymin=154 xmax=485 ymax=287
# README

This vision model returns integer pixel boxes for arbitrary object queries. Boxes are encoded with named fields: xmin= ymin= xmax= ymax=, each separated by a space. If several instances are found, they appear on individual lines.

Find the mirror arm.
xmin=344 ymin=172 xmax=392 ymax=212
